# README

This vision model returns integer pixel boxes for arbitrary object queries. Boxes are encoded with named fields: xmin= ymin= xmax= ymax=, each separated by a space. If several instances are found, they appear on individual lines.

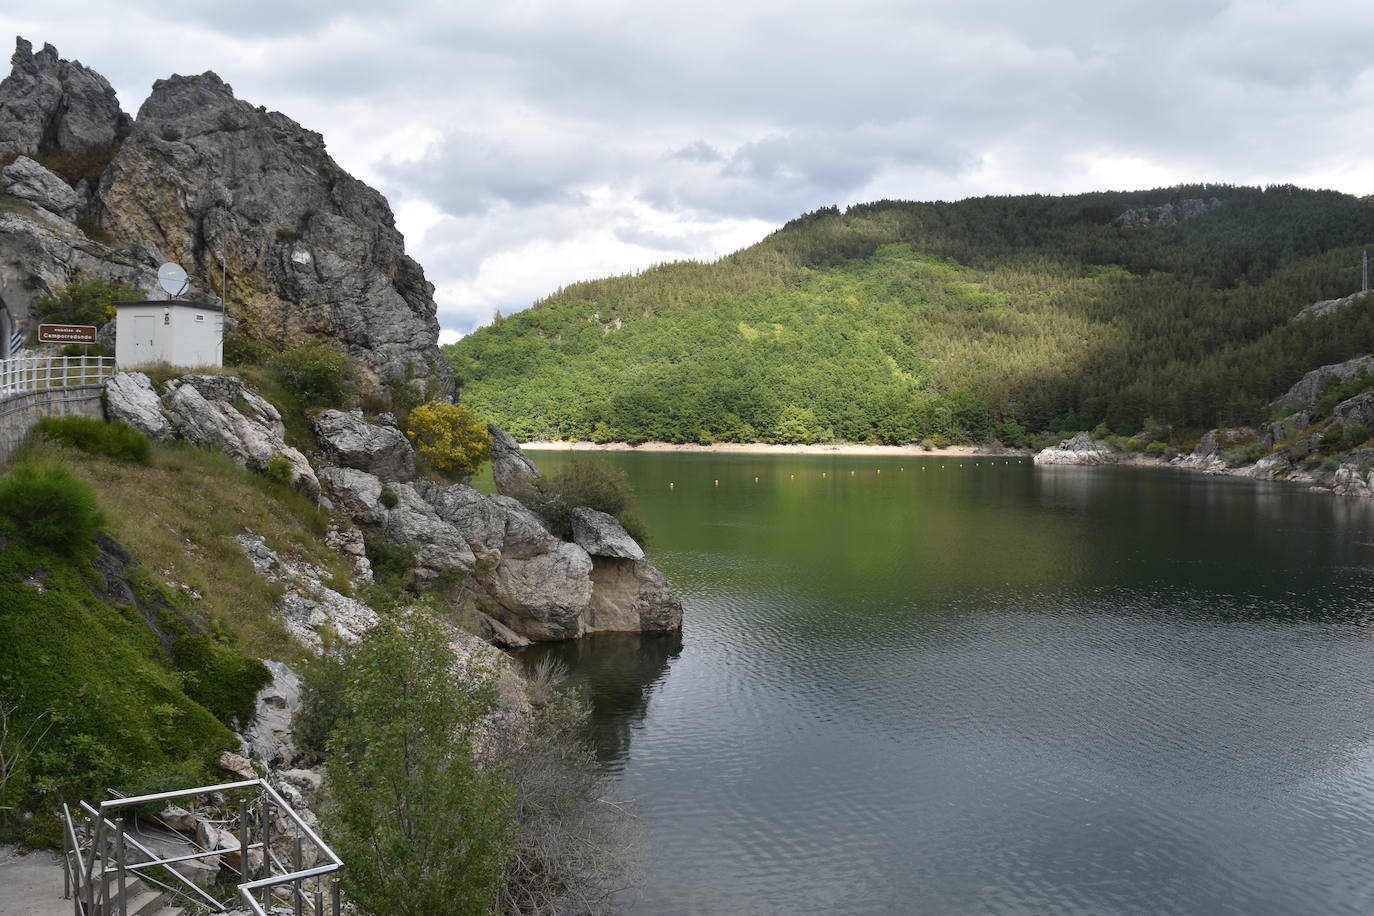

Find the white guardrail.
xmin=0 ymin=356 xmax=115 ymax=395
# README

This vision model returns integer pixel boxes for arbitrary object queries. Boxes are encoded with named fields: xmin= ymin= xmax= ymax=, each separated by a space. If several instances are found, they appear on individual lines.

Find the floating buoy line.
xmin=663 ymin=459 xmax=1028 ymax=488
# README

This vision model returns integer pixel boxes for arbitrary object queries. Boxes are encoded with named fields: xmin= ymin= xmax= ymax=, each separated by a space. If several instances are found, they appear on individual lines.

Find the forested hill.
xmin=445 ymin=185 xmax=1374 ymax=446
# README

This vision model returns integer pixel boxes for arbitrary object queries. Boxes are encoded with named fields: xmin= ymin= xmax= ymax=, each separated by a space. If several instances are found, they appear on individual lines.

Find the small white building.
xmin=114 ymin=300 xmax=223 ymax=369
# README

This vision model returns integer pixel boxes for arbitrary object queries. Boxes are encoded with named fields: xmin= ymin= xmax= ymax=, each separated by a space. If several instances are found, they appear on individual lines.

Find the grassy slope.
xmin=0 ymin=439 xmax=354 ymax=839
xmin=448 ymin=186 xmax=1374 ymax=443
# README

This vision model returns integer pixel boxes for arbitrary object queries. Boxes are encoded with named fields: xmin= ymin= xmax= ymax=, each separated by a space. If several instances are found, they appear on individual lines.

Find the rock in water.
xmin=1033 ymin=431 xmax=1116 ymax=466
xmin=571 ymin=506 xmax=645 ymax=560
xmin=488 ymin=424 xmax=540 ymax=494
xmin=94 ymin=69 xmax=454 ymax=394
xmin=0 ymin=38 xmax=128 ymax=160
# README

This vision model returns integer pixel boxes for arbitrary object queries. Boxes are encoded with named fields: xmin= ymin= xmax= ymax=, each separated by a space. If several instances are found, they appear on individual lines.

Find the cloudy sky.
xmin=9 ymin=1 xmax=1374 ymax=338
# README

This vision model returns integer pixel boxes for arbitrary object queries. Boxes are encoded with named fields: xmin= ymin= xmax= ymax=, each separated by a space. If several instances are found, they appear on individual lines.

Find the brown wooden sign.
xmin=38 ymin=323 xmax=98 ymax=344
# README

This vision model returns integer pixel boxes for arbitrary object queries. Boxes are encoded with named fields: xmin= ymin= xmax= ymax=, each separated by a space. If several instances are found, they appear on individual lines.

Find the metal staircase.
xmin=61 ymin=778 xmax=342 ymax=916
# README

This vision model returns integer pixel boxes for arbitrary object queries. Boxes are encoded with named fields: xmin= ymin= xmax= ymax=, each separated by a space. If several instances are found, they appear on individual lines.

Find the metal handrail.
xmin=65 ymin=778 xmax=342 ymax=916
xmin=0 ymin=355 xmax=115 ymax=395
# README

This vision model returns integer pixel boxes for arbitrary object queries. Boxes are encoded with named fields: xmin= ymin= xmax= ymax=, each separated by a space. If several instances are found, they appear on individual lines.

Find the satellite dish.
xmin=158 ymin=262 xmax=189 ymax=297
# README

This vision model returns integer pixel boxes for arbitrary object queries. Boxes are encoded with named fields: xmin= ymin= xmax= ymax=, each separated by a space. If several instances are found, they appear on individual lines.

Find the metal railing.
xmin=0 ymin=356 xmax=115 ymax=395
xmin=62 ymin=778 xmax=342 ymax=916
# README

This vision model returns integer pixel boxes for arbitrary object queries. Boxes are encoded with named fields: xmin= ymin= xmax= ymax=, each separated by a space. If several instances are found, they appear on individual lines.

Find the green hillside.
xmin=446 ymin=186 xmax=1374 ymax=445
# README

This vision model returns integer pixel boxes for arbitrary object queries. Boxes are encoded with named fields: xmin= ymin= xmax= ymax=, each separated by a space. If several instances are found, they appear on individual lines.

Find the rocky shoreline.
xmin=1032 ymin=352 xmax=1374 ymax=501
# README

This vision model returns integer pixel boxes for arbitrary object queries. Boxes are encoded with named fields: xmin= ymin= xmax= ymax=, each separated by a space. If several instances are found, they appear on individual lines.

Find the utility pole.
xmin=1364 ymin=249 xmax=1369 ymax=294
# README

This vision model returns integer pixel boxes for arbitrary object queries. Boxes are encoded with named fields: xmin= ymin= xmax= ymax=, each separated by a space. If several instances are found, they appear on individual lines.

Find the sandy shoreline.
xmin=519 ymin=440 xmax=1034 ymax=457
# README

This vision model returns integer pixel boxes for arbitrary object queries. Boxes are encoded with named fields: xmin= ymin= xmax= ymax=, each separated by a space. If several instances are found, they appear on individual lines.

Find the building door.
xmin=134 ymin=315 xmax=156 ymax=362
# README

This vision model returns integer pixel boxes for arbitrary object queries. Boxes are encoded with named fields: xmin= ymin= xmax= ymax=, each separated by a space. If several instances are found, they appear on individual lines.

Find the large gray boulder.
xmin=1272 ymin=354 xmax=1374 ymax=412
xmin=488 ymin=424 xmax=539 ymax=495
xmin=104 ymin=371 xmax=171 ymax=440
xmin=312 ymin=409 xmax=415 ymax=481
xmin=2 ymin=156 xmax=80 ymax=217
xmin=1332 ymin=392 xmax=1374 ymax=430
xmin=316 ymin=467 xmax=475 ymax=577
xmin=1033 ymin=431 xmax=1116 ymax=466
xmin=0 ymin=38 xmax=128 ymax=160
xmin=480 ymin=541 xmax=594 ymax=641
xmin=1332 ymin=447 xmax=1374 ymax=498
xmin=571 ymin=506 xmax=644 ymax=560
xmin=431 ymin=483 xmax=508 ymax=552
xmin=94 ymin=70 xmax=454 ymax=394
xmin=586 ymin=557 xmax=683 ymax=633
xmin=162 ymin=377 xmax=320 ymax=500
xmin=238 ymin=660 xmax=301 ymax=768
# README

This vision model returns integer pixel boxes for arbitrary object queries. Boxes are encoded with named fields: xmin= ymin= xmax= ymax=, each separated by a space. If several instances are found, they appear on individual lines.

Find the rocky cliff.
xmin=0 ymin=38 xmax=452 ymax=396
xmin=105 ymin=371 xmax=683 ymax=644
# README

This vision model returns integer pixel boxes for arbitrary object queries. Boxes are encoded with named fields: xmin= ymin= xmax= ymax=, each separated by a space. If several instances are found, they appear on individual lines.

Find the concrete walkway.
xmin=0 ymin=844 xmax=71 ymax=916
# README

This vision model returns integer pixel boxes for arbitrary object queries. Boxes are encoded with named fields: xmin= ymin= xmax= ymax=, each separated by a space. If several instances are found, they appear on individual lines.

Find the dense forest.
xmin=446 ymin=185 xmax=1374 ymax=445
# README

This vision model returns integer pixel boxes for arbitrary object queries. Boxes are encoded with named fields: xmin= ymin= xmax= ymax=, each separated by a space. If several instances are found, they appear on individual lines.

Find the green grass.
xmin=36 ymin=440 xmax=355 ymax=665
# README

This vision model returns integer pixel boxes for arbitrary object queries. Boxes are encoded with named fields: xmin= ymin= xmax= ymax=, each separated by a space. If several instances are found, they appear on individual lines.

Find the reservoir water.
xmin=519 ymin=452 xmax=1374 ymax=915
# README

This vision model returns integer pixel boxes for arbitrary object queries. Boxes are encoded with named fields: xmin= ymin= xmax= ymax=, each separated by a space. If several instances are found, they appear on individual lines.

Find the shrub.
xmin=512 ymin=457 xmax=647 ymax=544
xmin=324 ymin=614 xmax=514 ymax=916
xmin=1345 ymin=424 xmax=1371 ymax=449
xmin=379 ymin=487 xmax=399 ymax=509
xmin=405 ymin=402 xmax=492 ymax=481
xmin=36 ymin=275 xmax=143 ymax=328
xmin=264 ymin=455 xmax=295 ymax=486
xmin=1144 ymin=440 xmax=1176 ymax=457
xmin=170 ymin=632 xmax=271 ymax=727
xmin=269 ymin=340 xmax=357 ymax=409
xmin=291 ymin=653 xmax=348 ymax=766
xmin=34 ymin=416 xmax=150 ymax=465
xmin=0 ymin=460 xmax=104 ymax=556
xmin=364 ymin=534 xmax=415 ymax=588
xmin=223 ymin=331 xmax=274 ymax=368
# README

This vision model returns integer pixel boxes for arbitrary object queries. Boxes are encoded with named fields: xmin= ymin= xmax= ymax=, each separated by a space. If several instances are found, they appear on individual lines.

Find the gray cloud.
xmin=14 ymin=0 xmax=1374 ymax=334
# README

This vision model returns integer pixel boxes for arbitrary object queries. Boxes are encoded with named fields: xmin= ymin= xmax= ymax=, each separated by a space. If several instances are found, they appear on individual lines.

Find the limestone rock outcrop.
xmin=571 ymin=507 xmax=645 ymax=560
xmin=586 ymin=557 xmax=683 ymax=633
xmin=104 ymin=371 xmax=172 ymax=440
xmin=311 ymin=409 xmax=415 ymax=481
xmin=238 ymin=660 xmax=301 ymax=769
xmin=94 ymin=68 xmax=453 ymax=394
xmin=104 ymin=371 xmax=321 ymax=499
xmin=316 ymin=467 xmax=476 ymax=579
xmin=489 ymin=423 xmax=540 ymax=495
xmin=1272 ymin=354 xmax=1374 ymax=413
xmin=2 ymin=156 xmax=80 ymax=217
xmin=1033 ymin=431 xmax=1116 ymax=466
xmin=0 ymin=38 xmax=128 ymax=161
xmin=1294 ymin=289 xmax=1372 ymax=322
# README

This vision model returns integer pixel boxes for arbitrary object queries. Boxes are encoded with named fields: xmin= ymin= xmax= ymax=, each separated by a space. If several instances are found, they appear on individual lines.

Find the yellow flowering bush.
xmin=404 ymin=401 xmax=492 ymax=480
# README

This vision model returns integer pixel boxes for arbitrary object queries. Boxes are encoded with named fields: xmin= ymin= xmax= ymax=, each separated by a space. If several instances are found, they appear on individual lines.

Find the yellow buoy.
xmin=669 ymin=482 xmax=675 ymax=488
xmin=714 ymin=479 xmax=719 ymax=486
xmin=790 ymin=474 xmax=795 ymax=479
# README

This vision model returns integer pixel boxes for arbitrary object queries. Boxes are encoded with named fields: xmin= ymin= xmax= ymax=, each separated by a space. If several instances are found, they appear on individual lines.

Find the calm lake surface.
xmin=520 ymin=452 xmax=1374 ymax=915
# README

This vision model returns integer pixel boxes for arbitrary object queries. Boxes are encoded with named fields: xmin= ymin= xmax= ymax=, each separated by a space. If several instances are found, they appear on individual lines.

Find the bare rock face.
xmin=2 ymin=156 xmax=80 ymax=217
xmin=1272 ymin=354 xmax=1374 ymax=413
xmin=104 ymin=371 xmax=172 ymax=440
xmin=1294 ymin=289 xmax=1372 ymax=322
xmin=0 ymin=38 xmax=128 ymax=160
xmin=312 ymin=409 xmax=416 ymax=481
xmin=481 ymin=541 xmax=594 ymax=641
xmin=1033 ymin=431 xmax=1116 ymax=466
xmin=571 ymin=506 xmax=644 ymax=560
xmin=316 ymin=466 xmax=476 ymax=578
xmin=586 ymin=557 xmax=683 ymax=633
xmin=238 ymin=660 xmax=301 ymax=768
xmin=488 ymin=424 xmax=539 ymax=495
xmin=95 ymin=71 xmax=454 ymax=395
xmin=1331 ymin=391 xmax=1374 ymax=430
xmin=162 ymin=376 xmax=320 ymax=500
